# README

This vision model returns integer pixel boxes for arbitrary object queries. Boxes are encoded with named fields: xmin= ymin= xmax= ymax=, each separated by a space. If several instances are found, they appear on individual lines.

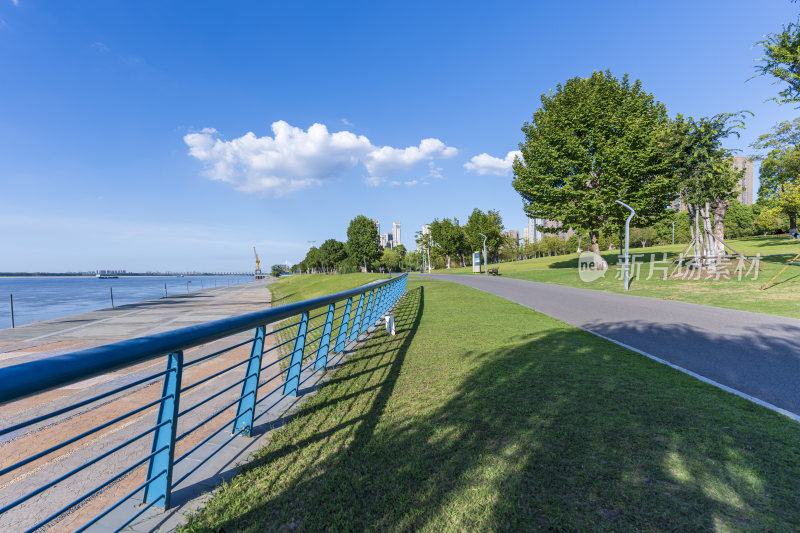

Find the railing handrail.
xmin=0 ymin=274 xmax=406 ymax=405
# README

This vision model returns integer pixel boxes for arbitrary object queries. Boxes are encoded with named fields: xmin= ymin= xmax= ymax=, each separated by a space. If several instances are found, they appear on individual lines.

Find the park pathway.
xmin=426 ymin=274 xmax=800 ymax=418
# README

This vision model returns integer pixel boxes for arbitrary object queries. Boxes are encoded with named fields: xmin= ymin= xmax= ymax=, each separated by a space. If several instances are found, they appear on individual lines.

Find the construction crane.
xmin=253 ymin=247 xmax=266 ymax=280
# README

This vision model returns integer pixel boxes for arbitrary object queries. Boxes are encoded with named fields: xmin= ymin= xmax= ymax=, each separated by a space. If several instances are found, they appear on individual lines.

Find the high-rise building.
xmin=526 ymin=216 xmax=547 ymax=243
xmin=523 ymin=227 xmax=529 ymax=243
xmin=372 ymin=219 xmax=380 ymax=235
xmin=418 ymin=224 xmax=431 ymax=251
xmin=380 ymin=233 xmax=394 ymax=249
xmin=732 ymin=156 xmax=754 ymax=205
xmin=392 ymin=222 xmax=401 ymax=248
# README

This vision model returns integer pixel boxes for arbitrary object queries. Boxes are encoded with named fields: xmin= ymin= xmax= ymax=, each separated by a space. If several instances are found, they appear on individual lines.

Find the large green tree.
xmin=345 ymin=215 xmax=382 ymax=270
xmin=752 ymin=118 xmax=800 ymax=234
xmin=429 ymin=218 xmax=466 ymax=268
xmin=666 ymin=112 xmax=749 ymax=246
xmin=512 ymin=70 xmax=676 ymax=267
xmin=318 ymin=239 xmax=347 ymax=271
xmin=463 ymin=208 xmax=504 ymax=261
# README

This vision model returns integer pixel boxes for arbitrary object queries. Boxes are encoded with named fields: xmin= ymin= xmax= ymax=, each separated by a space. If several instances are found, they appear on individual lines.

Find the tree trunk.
xmin=790 ymin=212 xmax=798 ymax=236
xmin=711 ymin=199 xmax=729 ymax=255
xmin=589 ymin=231 xmax=608 ymax=269
xmin=446 ymin=254 xmax=451 ymax=269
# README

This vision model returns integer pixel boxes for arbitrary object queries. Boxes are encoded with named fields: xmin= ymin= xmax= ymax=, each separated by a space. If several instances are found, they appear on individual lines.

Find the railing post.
xmin=144 ymin=350 xmax=183 ymax=509
xmin=233 ymin=326 xmax=265 ymax=437
xmin=360 ymin=290 xmax=374 ymax=333
xmin=283 ymin=312 xmax=308 ymax=396
xmin=350 ymin=292 xmax=366 ymax=342
xmin=369 ymin=286 xmax=383 ymax=326
xmin=314 ymin=304 xmax=335 ymax=370
xmin=334 ymin=297 xmax=352 ymax=352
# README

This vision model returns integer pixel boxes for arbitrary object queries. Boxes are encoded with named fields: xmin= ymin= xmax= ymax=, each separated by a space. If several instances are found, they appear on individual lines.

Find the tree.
xmin=270 ymin=264 xmax=289 ymax=277
xmin=345 ymin=215 xmax=382 ymax=270
xmin=723 ymin=200 xmax=757 ymax=238
xmin=513 ymin=70 xmax=676 ymax=269
xmin=752 ymin=118 xmax=800 ymax=234
xmin=318 ymin=239 xmax=347 ymax=271
xmin=666 ymin=112 xmax=749 ymax=257
xmin=630 ymin=226 xmax=659 ymax=248
xmin=429 ymin=218 xmax=466 ymax=268
xmin=756 ymin=206 xmax=786 ymax=234
xmin=301 ymin=246 xmax=321 ymax=273
xmin=463 ymin=208 xmax=504 ymax=261
xmin=753 ymin=17 xmax=800 ymax=106
xmin=381 ymin=248 xmax=401 ymax=272
xmin=779 ymin=180 xmax=800 ymax=235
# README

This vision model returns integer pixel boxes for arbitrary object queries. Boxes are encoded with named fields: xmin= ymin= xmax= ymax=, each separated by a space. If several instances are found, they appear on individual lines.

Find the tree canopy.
xmin=753 ymin=17 xmax=800 ymax=106
xmin=512 ymin=70 xmax=676 ymax=265
xmin=751 ymin=117 xmax=800 ymax=232
xmin=345 ymin=215 xmax=382 ymax=269
xmin=463 ymin=209 xmax=504 ymax=260
xmin=430 ymin=218 xmax=466 ymax=268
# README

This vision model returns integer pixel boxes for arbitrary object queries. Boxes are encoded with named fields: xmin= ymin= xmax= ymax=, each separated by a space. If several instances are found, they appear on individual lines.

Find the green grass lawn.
xmin=267 ymin=273 xmax=393 ymax=364
xmin=269 ymin=273 xmax=388 ymax=306
xmin=432 ymin=235 xmax=800 ymax=319
xmin=442 ymin=235 xmax=800 ymax=275
xmin=182 ymin=278 xmax=800 ymax=532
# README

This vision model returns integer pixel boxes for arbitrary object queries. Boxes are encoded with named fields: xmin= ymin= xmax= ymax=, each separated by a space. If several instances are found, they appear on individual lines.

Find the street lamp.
xmin=615 ymin=200 xmax=635 ymax=291
xmin=478 ymin=232 xmax=488 ymax=276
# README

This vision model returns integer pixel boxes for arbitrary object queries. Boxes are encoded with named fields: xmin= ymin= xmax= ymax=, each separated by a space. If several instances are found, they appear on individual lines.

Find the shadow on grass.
xmin=185 ymin=285 xmax=800 ymax=532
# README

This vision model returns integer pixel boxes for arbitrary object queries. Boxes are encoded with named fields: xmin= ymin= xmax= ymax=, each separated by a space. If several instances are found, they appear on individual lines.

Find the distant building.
xmin=732 ymin=156 xmax=754 ymax=205
xmin=503 ymin=230 xmax=520 ymax=244
xmin=670 ymin=156 xmax=755 ymax=210
xmin=372 ymin=219 xmax=380 ymax=235
xmin=526 ymin=216 xmax=547 ymax=243
xmin=392 ymin=222 xmax=401 ymax=248
xmin=545 ymin=220 xmax=575 ymax=240
xmin=525 ymin=215 xmax=573 ymax=242
xmin=380 ymin=233 xmax=394 ymax=249
xmin=418 ymin=224 xmax=431 ymax=251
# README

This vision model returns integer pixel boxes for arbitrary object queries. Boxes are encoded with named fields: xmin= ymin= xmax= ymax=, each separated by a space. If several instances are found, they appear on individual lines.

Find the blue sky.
xmin=1 ymin=0 xmax=797 ymax=272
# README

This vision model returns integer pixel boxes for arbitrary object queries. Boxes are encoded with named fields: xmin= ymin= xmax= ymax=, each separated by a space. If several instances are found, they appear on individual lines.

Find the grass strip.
xmin=182 ymin=278 xmax=800 ymax=532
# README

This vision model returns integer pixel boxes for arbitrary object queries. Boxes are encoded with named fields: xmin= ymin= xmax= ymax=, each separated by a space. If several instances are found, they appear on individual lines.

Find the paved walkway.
xmin=0 ymin=281 xmax=278 ymax=532
xmin=425 ymin=274 xmax=800 ymax=417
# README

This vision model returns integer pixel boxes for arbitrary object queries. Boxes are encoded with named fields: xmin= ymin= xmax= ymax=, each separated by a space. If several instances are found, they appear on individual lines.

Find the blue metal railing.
xmin=0 ymin=273 xmax=408 ymax=532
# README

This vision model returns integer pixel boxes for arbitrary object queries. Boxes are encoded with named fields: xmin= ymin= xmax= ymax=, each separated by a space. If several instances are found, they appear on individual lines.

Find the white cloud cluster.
xmin=464 ymin=150 xmax=522 ymax=176
xmin=184 ymin=121 xmax=457 ymax=196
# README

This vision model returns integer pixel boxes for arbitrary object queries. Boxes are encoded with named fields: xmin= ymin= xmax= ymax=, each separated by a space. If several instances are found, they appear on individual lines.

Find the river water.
xmin=0 ymin=275 xmax=254 ymax=328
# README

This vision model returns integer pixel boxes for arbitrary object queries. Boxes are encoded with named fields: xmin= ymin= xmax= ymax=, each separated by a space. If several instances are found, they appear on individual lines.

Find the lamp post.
xmin=478 ymin=232 xmax=488 ymax=276
xmin=615 ymin=200 xmax=635 ymax=291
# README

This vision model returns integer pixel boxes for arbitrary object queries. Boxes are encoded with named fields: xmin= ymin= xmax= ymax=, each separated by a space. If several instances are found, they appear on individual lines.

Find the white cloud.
xmin=184 ymin=121 xmax=457 ymax=196
xmin=341 ymin=118 xmax=354 ymax=127
xmin=464 ymin=150 xmax=522 ymax=176
xmin=426 ymin=161 xmax=444 ymax=179
xmin=11 ymin=0 xmax=19 ymax=6
xmin=364 ymin=176 xmax=386 ymax=187
xmin=363 ymin=138 xmax=457 ymax=176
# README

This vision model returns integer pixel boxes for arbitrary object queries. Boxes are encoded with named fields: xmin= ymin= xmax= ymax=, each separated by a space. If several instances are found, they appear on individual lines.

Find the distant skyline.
xmin=0 ymin=1 xmax=796 ymax=271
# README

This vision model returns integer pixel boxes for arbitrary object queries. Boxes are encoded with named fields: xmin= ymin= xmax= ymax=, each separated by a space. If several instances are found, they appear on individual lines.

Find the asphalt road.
xmin=426 ymin=274 xmax=800 ymax=417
